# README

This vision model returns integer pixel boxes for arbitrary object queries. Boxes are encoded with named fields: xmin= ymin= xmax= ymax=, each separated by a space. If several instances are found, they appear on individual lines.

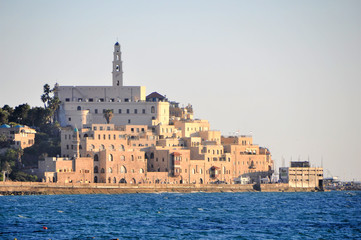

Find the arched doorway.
xmin=199 ymin=178 xmax=203 ymax=184
xmin=119 ymin=178 xmax=127 ymax=183
xmin=94 ymin=176 xmax=98 ymax=183
xmin=131 ymin=178 xmax=136 ymax=184
xmin=113 ymin=177 xmax=117 ymax=183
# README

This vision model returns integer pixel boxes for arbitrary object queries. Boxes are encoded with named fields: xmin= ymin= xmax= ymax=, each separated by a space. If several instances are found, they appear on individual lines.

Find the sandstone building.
xmin=38 ymin=43 xmax=274 ymax=184
xmin=0 ymin=124 xmax=36 ymax=149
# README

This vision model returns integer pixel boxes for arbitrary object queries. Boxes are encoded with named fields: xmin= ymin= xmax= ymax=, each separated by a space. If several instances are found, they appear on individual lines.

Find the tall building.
xmin=55 ymin=42 xmax=169 ymax=128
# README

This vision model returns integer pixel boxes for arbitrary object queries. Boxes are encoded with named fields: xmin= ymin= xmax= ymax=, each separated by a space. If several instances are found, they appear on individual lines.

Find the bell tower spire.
xmin=112 ymin=42 xmax=123 ymax=87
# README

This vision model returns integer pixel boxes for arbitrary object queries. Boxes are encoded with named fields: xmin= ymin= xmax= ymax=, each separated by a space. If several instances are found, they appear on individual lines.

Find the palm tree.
xmin=104 ymin=109 xmax=113 ymax=124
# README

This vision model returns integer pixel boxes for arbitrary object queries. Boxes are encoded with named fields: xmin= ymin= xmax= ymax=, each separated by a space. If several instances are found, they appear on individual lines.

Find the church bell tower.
xmin=112 ymin=42 xmax=123 ymax=87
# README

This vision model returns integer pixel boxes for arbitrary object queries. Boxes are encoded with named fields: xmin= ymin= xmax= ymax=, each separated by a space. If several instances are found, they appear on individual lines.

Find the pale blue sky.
xmin=0 ymin=0 xmax=360 ymax=180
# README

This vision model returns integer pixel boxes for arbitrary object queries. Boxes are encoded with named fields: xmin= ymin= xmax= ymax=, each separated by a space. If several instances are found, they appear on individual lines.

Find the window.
xmin=140 ymin=168 xmax=144 ymax=173
xmin=120 ymin=166 xmax=127 ymax=173
xmin=68 ymin=117 xmax=71 ymax=122
xmin=101 ymin=168 xmax=105 ymax=173
xmin=120 ymin=155 xmax=125 ymax=161
xmin=109 ymin=154 xmax=113 ymax=161
xmin=126 ymin=109 xmax=130 ymax=114
xmin=95 ymin=109 xmax=98 ymax=114
xmin=94 ymin=154 xmax=99 ymax=161
xmin=108 ymin=167 xmax=112 ymax=173
xmin=128 ymin=119 xmax=131 ymax=124
xmin=142 ymin=109 xmax=146 ymax=114
xmin=118 ymin=109 xmax=122 ymax=114
xmin=65 ymin=98 xmax=70 ymax=102
xmin=151 ymin=106 xmax=155 ymax=113
xmin=94 ymin=166 xmax=98 ymax=173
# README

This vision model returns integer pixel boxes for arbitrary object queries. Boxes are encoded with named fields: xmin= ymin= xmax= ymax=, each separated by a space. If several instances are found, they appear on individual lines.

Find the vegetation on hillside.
xmin=0 ymin=84 xmax=61 ymax=182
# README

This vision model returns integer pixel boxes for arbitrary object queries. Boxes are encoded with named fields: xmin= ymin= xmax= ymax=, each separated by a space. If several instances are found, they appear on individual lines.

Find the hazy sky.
xmin=1 ymin=0 xmax=360 ymax=181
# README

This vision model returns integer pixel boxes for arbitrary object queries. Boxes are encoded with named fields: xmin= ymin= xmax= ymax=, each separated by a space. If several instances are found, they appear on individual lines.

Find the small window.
xmin=65 ymin=98 xmax=70 ymax=102
xmin=89 ymin=98 xmax=93 ymax=102
xmin=128 ymin=119 xmax=131 ymax=124
xmin=134 ymin=109 xmax=138 ymax=114
xmin=118 ymin=109 xmax=122 ymax=114
xmin=126 ymin=109 xmax=130 ymax=114
xmin=68 ymin=117 xmax=71 ymax=121
xmin=142 ymin=109 xmax=146 ymax=114
xmin=95 ymin=109 xmax=98 ymax=114
xmin=77 ymin=106 xmax=81 ymax=111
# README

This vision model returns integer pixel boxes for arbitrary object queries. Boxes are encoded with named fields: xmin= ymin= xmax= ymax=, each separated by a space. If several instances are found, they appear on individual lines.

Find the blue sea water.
xmin=0 ymin=191 xmax=360 ymax=240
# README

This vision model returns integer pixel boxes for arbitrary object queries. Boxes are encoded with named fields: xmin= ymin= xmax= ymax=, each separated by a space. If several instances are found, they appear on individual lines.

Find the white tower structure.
xmin=55 ymin=42 xmax=170 ymax=128
xmin=112 ymin=42 xmax=123 ymax=87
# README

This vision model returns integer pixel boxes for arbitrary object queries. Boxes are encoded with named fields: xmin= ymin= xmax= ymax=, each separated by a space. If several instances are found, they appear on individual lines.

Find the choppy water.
xmin=0 ymin=191 xmax=360 ymax=239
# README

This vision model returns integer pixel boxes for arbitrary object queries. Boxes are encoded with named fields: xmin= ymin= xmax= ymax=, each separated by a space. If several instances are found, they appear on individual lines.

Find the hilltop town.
xmin=0 ymin=43 xmax=325 ymax=191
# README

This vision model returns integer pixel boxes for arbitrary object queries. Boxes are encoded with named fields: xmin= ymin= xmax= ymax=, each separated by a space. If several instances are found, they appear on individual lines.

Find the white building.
xmin=55 ymin=42 xmax=169 ymax=128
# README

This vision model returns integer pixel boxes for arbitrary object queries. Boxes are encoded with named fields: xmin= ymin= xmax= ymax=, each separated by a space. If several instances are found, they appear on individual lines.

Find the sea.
xmin=0 ymin=191 xmax=360 ymax=240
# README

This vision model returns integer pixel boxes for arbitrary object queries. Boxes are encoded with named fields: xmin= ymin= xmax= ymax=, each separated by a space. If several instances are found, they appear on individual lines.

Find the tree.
xmin=40 ymin=84 xmax=60 ymax=124
xmin=41 ymin=84 xmax=52 ymax=108
xmin=10 ymin=104 xmax=30 ymax=125
xmin=104 ymin=109 xmax=113 ymax=124
xmin=0 ymin=108 xmax=9 ymax=125
xmin=2 ymin=105 xmax=14 ymax=115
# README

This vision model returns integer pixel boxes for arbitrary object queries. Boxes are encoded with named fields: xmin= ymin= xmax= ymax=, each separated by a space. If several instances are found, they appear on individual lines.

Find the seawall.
xmin=0 ymin=182 xmax=318 ymax=195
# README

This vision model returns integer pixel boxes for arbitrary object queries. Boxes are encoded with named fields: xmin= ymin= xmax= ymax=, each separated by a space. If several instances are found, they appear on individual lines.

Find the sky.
xmin=0 ymin=0 xmax=360 ymax=181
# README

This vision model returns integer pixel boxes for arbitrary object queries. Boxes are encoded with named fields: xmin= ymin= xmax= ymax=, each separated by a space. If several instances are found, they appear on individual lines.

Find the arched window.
xmin=157 ymin=168 xmax=160 ymax=172
xmin=100 ymin=144 xmax=105 ymax=150
xmin=94 ymin=176 xmax=98 ymax=183
xmin=120 ymin=165 xmax=127 ymax=173
xmin=120 ymin=145 xmax=125 ymax=151
xmin=151 ymin=106 xmax=155 ymax=113
xmin=139 ymin=168 xmax=144 ymax=173
xmin=120 ymin=155 xmax=125 ymax=161
xmin=90 ymin=144 xmax=95 ymax=150
xmin=113 ymin=177 xmax=117 ymax=183
xmin=94 ymin=154 xmax=99 ymax=161
xmin=77 ymin=106 xmax=81 ymax=111
xmin=101 ymin=168 xmax=105 ymax=173
xmin=109 ymin=154 xmax=113 ymax=161
xmin=94 ymin=166 xmax=98 ymax=173
xmin=84 ymin=134 xmax=88 ymax=138
xmin=131 ymin=155 xmax=134 ymax=161
xmin=150 ymin=153 xmax=154 ymax=159
xmin=108 ymin=167 xmax=112 ymax=173
xmin=110 ymin=145 xmax=115 ymax=150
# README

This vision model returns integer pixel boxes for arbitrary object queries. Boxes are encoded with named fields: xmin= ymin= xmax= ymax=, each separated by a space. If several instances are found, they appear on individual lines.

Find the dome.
xmin=74 ymin=127 xmax=78 ymax=132
xmin=115 ymin=42 xmax=120 ymax=46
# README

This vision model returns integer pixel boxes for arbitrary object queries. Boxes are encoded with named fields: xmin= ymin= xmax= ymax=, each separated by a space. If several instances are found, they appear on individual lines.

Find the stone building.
xmin=55 ymin=42 xmax=169 ymax=128
xmin=279 ymin=161 xmax=323 ymax=189
xmin=0 ymin=124 xmax=36 ymax=149
xmin=37 ymin=42 xmax=274 ymax=184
